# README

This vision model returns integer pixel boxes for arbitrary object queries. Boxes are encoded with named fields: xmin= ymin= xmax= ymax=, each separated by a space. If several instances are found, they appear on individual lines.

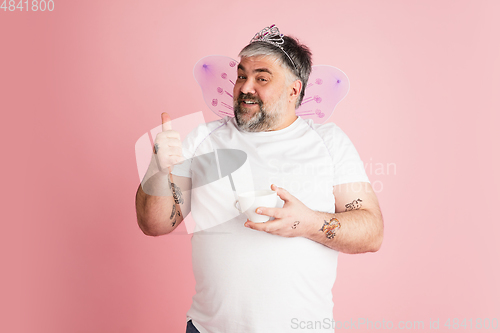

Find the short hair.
xmin=238 ymin=36 xmax=312 ymax=108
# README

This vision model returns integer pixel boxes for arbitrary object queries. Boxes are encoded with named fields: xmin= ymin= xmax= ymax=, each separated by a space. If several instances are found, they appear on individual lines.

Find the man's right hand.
xmin=154 ymin=112 xmax=185 ymax=173
xmin=136 ymin=112 xmax=192 ymax=236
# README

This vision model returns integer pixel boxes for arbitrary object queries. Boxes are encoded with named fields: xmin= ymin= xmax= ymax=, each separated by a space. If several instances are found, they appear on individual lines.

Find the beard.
xmin=233 ymin=90 xmax=288 ymax=132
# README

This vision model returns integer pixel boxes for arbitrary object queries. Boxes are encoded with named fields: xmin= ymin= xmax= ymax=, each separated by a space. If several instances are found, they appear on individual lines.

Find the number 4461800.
xmin=1 ymin=0 xmax=55 ymax=11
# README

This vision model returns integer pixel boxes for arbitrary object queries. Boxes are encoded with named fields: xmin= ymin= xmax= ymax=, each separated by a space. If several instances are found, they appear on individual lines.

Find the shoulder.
xmin=186 ymin=116 xmax=232 ymax=140
xmin=182 ymin=116 xmax=233 ymax=156
xmin=205 ymin=116 xmax=233 ymax=132
xmin=300 ymin=118 xmax=348 ymax=144
xmin=300 ymin=118 xmax=364 ymax=163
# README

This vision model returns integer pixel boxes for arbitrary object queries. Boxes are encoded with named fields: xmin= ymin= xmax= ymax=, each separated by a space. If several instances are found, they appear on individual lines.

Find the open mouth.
xmin=240 ymin=100 xmax=259 ymax=106
xmin=237 ymin=94 xmax=261 ymax=108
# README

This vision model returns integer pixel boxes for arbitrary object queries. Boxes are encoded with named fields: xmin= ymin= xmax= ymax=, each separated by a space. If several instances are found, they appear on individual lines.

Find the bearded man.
xmin=136 ymin=25 xmax=384 ymax=333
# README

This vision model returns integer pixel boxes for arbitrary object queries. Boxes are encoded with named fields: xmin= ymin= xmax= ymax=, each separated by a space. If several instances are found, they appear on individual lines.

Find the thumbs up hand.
xmin=154 ymin=112 xmax=184 ymax=173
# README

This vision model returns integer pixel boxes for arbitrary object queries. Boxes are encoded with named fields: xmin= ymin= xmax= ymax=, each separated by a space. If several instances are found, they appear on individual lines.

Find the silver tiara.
xmin=250 ymin=24 xmax=297 ymax=70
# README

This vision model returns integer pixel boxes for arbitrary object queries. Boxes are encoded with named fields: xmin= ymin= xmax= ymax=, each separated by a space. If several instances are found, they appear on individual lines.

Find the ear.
xmin=289 ymin=79 xmax=302 ymax=104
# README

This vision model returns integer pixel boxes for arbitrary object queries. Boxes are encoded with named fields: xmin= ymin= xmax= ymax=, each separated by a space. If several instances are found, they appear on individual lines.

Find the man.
xmin=136 ymin=25 xmax=383 ymax=333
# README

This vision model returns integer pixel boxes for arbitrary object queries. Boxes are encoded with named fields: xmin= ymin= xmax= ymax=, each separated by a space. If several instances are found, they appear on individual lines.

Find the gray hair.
xmin=238 ymin=36 xmax=312 ymax=108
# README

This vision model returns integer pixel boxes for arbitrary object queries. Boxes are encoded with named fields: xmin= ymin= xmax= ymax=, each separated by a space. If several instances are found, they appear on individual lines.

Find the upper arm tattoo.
xmin=345 ymin=198 xmax=362 ymax=211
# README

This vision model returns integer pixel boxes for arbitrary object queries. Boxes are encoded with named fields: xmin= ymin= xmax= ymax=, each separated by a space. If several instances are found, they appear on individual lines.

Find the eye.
xmin=237 ymin=75 xmax=246 ymax=80
xmin=258 ymin=77 xmax=268 ymax=82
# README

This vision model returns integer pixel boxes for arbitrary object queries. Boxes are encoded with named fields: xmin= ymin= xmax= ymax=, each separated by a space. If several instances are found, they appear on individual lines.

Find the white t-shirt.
xmin=172 ymin=116 xmax=369 ymax=333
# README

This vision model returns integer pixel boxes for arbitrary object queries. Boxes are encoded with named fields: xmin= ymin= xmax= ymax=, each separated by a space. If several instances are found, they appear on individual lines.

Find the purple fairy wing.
xmin=193 ymin=56 xmax=349 ymax=123
xmin=193 ymin=55 xmax=238 ymax=118
xmin=295 ymin=65 xmax=350 ymax=123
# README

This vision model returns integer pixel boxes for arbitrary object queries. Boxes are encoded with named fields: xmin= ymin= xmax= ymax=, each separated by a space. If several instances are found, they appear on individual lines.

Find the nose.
xmin=238 ymin=79 xmax=255 ymax=95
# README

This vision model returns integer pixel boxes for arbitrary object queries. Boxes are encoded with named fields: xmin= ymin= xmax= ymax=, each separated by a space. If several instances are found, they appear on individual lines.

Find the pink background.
xmin=1 ymin=0 xmax=499 ymax=332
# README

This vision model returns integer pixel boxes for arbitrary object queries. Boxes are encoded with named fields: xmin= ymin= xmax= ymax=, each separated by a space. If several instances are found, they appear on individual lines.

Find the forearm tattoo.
xmin=168 ymin=179 xmax=184 ymax=227
xmin=170 ymin=204 xmax=182 ymax=227
xmin=170 ymin=204 xmax=176 ymax=220
xmin=319 ymin=217 xmax=341 ymax=239
xmin=168 ymin=179 xmax=184 ymax=205
xmin=345 ymin=198 xmax=362 ymax=211
xmin=291 ymin=221 xmax=300 ymax=229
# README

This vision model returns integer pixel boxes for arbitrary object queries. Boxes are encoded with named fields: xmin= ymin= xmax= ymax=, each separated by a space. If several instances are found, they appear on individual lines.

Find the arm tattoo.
xmin=171 ymin=209 xmax=181 ymax=227
xmin=345 ymin=198 xmax=362 ymax=211
xmin=168 ymin=179 xmax=184 ymax=205
xmin=170 ymin=184 xmax=183 ymax=227
xmin=170 ymin=204 xmax=177 ymax=226
xmin=319 ymin=217 xmax=341 ymax=239
xmin=170 ymin=204 xmax=176 ymax=220
xmin=291 ymin=221 xmax=300 ymax=229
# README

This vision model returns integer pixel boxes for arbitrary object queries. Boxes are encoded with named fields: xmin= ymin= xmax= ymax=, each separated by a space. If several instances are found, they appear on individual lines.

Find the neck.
xmin=270 ymin=110 xmax=298 ymax=131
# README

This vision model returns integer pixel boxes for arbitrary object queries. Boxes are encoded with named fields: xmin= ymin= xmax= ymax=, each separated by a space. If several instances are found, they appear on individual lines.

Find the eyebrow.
xmin=237 ymin=64 xmax=273 ymax=75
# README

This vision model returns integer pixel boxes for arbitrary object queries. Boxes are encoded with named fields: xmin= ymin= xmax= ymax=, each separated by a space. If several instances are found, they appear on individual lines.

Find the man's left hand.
xmin=244 ymin=184 xmax=317 ymax=237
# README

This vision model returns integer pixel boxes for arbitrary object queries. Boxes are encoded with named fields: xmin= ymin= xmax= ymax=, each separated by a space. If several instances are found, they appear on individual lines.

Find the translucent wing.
xmin=295 ymin=65 xmax=350 ymax=123
xmin=193 ymin=55 xmax=238 ymax=119
xmin=194 ymin=56 xmax=350 ymax=123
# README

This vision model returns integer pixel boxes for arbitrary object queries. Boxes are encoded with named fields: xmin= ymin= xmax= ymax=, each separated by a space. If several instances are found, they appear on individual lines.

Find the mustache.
xmin=236 ymin=93 xmax=263 ymax=105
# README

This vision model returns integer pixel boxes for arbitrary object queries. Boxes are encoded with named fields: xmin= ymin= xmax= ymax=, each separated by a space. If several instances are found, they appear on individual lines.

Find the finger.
xmin=172 ymin=155 xmax=185 ymax=165
xmin=166 ymin=137 xmax=182 ymax=147
xmin=154 ymin=145 xmax=182 ymax=157
xmin=155 ymin=136 xmax=182 ymax=148
xmin=164 ymin=155 xmax=185 ymax=171
xmin=244 ymin=220 xmax=259 ymax=229
xmin=155 ymin=132 xmax=181 ymax=144
xmin=160 ymin=150 xmax=184 ymax=166
xmin=168 ymin=146 xmax=183 ymax=157
xmin=271 ymin=184 xmax=292 ymax=203
xmin=245 ymin=219 xmax=281 ymax=232
xmin=163 ymin=130 xmax=181 ymax=140
xmin=161 ymin=112 xmax=172 ymax=132
xmin=255 ymin=206 xmax=282 ymax=219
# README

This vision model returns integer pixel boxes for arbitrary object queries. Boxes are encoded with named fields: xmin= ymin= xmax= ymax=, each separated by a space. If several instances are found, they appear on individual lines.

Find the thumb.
xmin=161 ymin=112 xmax=172 ymax=132
xmin=271 ymin=184 xmax=292 ymax=203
